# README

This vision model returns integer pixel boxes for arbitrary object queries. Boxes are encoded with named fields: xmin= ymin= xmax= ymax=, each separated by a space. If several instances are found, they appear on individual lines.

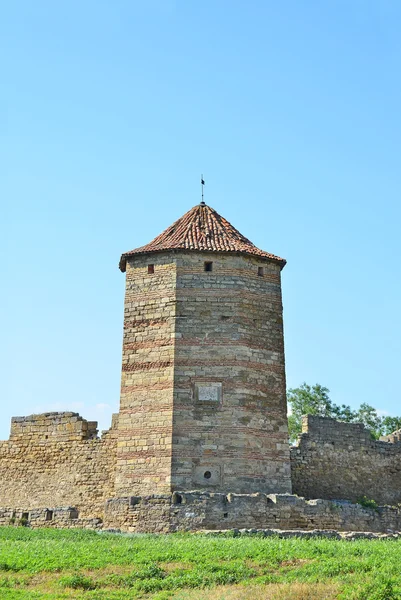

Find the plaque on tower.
xmin=194 ymin=382 xmax=222 ymax=403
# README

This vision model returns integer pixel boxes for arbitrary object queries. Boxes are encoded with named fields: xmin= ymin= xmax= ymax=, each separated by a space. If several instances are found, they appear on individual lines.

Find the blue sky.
xmin=2 ymin=1 xmax=401 ymax=440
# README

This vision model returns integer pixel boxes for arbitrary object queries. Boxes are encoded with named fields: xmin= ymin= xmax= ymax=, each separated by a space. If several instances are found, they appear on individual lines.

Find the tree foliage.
xmin=287 ymin=382 xmax=401 ymax=443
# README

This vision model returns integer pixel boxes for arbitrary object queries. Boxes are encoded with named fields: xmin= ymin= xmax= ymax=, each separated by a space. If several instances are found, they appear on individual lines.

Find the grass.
xmin=0 ymin=527 xmax=400 ymax=598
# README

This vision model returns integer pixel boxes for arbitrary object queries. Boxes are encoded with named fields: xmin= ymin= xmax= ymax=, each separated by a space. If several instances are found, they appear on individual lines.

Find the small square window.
xmin=148 ymin=264 xmax=154 ymax=274
xmin=258 ymin=267 xmax=264 ymax=277
xmin=45 ymin=510 xmax=53 ymax=521
xmin=204 ymin=261 xmax=213 ymax=272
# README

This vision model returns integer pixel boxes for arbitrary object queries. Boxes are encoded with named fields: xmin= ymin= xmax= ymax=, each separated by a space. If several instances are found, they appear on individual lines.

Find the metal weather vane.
xmin=200 ymin=175 xmax=205 ymax=205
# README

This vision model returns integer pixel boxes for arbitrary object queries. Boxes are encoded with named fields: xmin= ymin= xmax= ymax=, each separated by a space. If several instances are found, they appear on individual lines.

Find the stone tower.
xmin=115 ymin=202 xmax=291 ymax=497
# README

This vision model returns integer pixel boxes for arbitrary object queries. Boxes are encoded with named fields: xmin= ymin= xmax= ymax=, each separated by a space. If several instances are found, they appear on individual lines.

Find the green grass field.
xmin=0 ymin=527 xmax=400 ymax=599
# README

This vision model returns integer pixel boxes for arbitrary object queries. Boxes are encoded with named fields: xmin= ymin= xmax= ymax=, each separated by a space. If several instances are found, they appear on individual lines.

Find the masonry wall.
xmin=116 ymin=250 xmax=291 ymax=497
xmin=172 ymin=252 xmax=291 ymax=494
xmin=115 ymin=254 xmax=177 ymax=496
xmin=103 ymin=492 xmax=401 ymax=534
xmin=0 ymin=412 xmax=118 ymax=519
xmin=291 ymin=415 xmax=401 ymax=505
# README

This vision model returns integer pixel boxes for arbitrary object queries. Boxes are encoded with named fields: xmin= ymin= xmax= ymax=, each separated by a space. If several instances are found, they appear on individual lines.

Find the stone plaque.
xmin=198 ymin=386 xmax=219 ymax=402
xmin=195 ymin=382 xmax=222 ymax=403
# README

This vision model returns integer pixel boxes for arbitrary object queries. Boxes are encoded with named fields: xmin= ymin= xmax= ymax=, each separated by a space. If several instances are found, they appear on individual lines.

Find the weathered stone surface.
xmin=102 ymin=491 xmax=401 ymax=534
xmin=0 ymin=412 xmax=118 ymax=519
xmin=291 ymin=415 xmax=401 ymax=505
xmin=116 ymin=251 xmax=291 ymax=497
xmin=2 ymin=491 xmax=401 ymax=534
xmin=0 ymin=506 xmax=102 ymax=529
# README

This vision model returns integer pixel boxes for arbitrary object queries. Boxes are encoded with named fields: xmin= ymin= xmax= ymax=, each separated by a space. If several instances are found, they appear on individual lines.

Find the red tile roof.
xmin=119 ymin=203 xmax=286 ymax=271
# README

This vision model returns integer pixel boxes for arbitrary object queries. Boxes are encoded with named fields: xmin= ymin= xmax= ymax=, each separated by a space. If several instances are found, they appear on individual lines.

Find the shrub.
xmin=357 ymin=496 xmax=379 ymax=511
xmin=345 ymin=578 xmax=400 ymax=600
xmin=59 ymin=573 xmax=97 ymax=590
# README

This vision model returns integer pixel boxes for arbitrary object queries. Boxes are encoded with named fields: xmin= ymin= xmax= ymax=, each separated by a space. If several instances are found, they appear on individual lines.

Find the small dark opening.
xmin=69 ymin=509 xmax=79 ymax=520
xmin=173 ymin=493 xmax=183 ymax=505
xmin=19 ymin=513 xmax=29 ymax=527
xmin=204 ymin=262 xmax=213 ymax=272
xmin=130 ymin=496 xmax=141 ymax=507
xmin=204 ymin=471 xmax=212 ymax=479
xmin=148 ymin=264 xmax=154 ymax=274
xmin=258 ymin=267 xmax=264 ymax=277
xmin=223 ymin=512 xmax=228 ymax=518
xmin=45 ymin=510 xmax=53 ymax=521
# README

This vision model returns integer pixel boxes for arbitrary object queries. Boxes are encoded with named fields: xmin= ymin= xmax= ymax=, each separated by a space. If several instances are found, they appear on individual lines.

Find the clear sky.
xmin=2 ymin=1 xmax=401 ymax=440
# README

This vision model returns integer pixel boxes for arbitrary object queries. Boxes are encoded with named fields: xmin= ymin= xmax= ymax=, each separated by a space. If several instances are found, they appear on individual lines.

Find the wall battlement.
xmin=0 ymin=412 xmax=119 ymax=519
xmin=9 ymin=412 xmax=99 ymax=441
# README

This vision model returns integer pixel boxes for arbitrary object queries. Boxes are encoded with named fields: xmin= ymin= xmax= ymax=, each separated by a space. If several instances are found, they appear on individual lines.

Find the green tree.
xmin=354 ymin=403 xmax=382 ymax=438
xmin=287 ymin=383 xmax=335 ymax=441
xmin=381 ymin=416 xmax=401 ymax=436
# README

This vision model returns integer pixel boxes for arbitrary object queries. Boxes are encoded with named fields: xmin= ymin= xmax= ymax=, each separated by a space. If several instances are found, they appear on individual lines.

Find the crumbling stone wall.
xmin=0 ymin=507 xmax=102 ymax=530
xmin=3 ymin=492 xmax=400 ymax=534
xmin=0 ymin=412 xmax=118 ymax=519
xmin=103 ymin=491 xmax=401 ymax=534
xmin=291 ymin=415 xmax=401 ymax=505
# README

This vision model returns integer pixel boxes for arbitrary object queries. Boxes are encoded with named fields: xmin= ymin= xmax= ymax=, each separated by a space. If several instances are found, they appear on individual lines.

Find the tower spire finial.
xmin=200 ymin=175 xmax=205 ymax=205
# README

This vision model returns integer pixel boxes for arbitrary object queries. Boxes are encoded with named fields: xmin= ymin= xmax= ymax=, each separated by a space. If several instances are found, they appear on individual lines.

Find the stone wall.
xmin=172 ymin=252 xmax=291 ymax=494
xmin=116 ymin=254 xmax=177 ymax=496
xmin=103 ymin=491 xmax=401 ymax=534
xmin=291 ymin=415 xmax=401 ymax=505
xmin=0 ymin=507 xmax=102 ymax=530
xmin=0 ymin=412 xmax=118 ymax=519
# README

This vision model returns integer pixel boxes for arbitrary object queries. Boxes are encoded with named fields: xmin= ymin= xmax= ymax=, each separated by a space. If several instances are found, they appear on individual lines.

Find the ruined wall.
xmin=3 ymin=491 xmax=400 ymax=534
xmin=172 ymin=252 xmax=291 ymax=494
xmin=103 ymin=491 xmax=401 ymax=534
xmin=291 ymin=415 xmax=401 ymax=505
xmin=0 ymin=507 xmax=102 ymax=530
xmin=0 ymin=412 xmax=118 ymax=519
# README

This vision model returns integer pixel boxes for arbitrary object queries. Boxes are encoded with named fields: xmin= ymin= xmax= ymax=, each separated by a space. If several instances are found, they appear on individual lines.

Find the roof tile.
xmin=119 ymin=203 xmax=286 ymax=271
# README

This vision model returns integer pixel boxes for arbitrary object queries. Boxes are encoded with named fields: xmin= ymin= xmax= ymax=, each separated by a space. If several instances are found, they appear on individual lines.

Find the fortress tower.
xmin=115 ymin=201 xmax=291 ymax=497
